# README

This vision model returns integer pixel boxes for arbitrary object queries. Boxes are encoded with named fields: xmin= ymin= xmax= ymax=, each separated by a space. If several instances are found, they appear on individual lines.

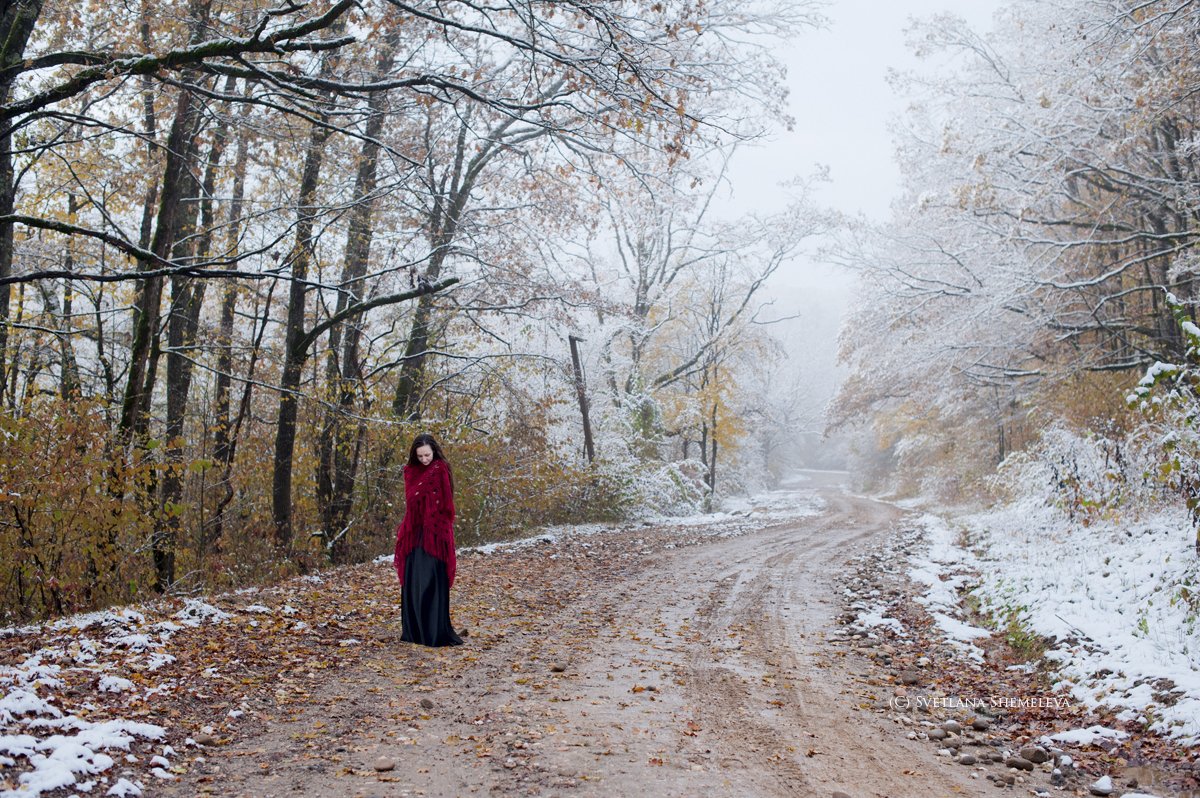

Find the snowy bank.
xmin=910 ymin=499 xmax=1200 ymax=745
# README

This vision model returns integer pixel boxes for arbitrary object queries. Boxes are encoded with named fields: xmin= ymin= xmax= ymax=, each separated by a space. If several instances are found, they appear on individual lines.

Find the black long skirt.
xmin=400 ymin=546 xmax=463 ymax=647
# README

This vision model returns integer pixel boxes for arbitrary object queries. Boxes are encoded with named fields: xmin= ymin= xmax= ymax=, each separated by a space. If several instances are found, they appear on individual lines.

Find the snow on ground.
xmin=0 ymin=599 xmax=245 ymax=796
xmin=457 ymin=476 xmax=827 ymax=556
xmin=843 ymin=519 xmax=992 ymax=652
xmin=841 ymin=527 xmax=916 ymax=641
xmin=855 ymin=608 xmax=905 ymax=635
xmin=908 ymin=514 xmax=991 ymax=660
xmin=909 ymin=497 xmax=1200 ymax=745
xmin=1042 ymin=725 xmax=1129 ymax=746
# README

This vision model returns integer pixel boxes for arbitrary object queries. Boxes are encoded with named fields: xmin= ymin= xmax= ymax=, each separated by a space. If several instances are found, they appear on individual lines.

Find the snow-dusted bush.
xmin=1127 ymin=292 xmax=1200 ymax=552
xmin=616 ymin=458 xmax=709 ymax=518
xmin=987 ymin=291 xmax=1200 ymax=542
xmin=991 ymin=423 xmax=1158 ymax=524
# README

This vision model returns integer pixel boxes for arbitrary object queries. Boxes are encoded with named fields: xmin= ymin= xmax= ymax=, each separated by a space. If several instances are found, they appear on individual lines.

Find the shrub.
xmin=0 ymin=398 xmax=155 ymax=623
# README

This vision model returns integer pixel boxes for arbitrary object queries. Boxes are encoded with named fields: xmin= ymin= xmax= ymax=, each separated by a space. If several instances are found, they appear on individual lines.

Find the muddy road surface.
xmin=160 ymin=472 xmax=989 ymax=797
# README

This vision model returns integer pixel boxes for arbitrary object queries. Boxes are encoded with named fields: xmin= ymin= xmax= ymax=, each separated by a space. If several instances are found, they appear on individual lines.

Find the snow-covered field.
xmin=908 ymin=499 xmax=1200 ymax=745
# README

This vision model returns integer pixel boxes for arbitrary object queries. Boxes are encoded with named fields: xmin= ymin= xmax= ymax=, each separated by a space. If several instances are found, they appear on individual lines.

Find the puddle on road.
xmin=1121 ymin=764 xmax=1200 ymax=798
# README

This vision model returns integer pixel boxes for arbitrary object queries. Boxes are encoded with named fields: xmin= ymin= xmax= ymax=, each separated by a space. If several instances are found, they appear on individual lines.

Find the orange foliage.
xmin=0 ymin=398 xmax=155 ymax=622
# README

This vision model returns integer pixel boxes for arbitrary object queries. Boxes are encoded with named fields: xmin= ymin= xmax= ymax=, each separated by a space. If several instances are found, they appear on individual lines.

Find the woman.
xmin=393 ymin=433 xmax=463 ymax=647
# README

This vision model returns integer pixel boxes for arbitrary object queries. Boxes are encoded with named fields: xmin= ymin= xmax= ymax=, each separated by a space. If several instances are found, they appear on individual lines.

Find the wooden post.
xmin=568 ymin=334 xmax=595 ymax=463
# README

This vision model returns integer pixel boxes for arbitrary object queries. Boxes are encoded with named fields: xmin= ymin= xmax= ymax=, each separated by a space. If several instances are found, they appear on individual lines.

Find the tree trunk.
xmin=568 ymin=335 xmax=595 ymax=463
xmin=0 ymin=0 xmax=45 ymax=408
xmin=33 ymin=277 xmax=80 ymax=399
xmin=317 ymin=38 xmax=396 ymax=564
xmin=117 ymin=87 xmax=199 ymax=440
xmin=157 ymin=83 xmax=230 ymax=591
xmin=709 ymin=399 xmax=718 ymax=496
xmin=207 ymin=86 xmax=252 ymax=556
xmin=210 ymin=279 xmax=275 ymax=553
xmin=135 ymin=7 xmax=159 ymax=251
xmin=391 ymin=112 xmax=518 ymax=419
xmin=271 ymin=48 xmax=342 ymax=551
xmin=118 ymin=0 xmax=212 ymax=442
xmin=272 ymin=127 xmax=331 ymax=551
xmin=56 ymin=193 xmax=83 ymax=398
xmin=58 ymin=277 xmax=80 ymax=397
xmin=391 ymin=288 xmax=438 ymax=420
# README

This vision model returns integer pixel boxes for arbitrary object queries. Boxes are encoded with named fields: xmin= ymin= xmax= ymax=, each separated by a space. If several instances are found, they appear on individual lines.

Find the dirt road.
xmin=160 ymin=473 xmax=992 ymax=797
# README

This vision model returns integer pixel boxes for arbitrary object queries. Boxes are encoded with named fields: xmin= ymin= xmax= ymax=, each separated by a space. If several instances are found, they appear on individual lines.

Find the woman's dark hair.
xmin=408 ymin=433 xmax=454 ymax=490
xmin=407 ymin=433 xmax=449 ymax=468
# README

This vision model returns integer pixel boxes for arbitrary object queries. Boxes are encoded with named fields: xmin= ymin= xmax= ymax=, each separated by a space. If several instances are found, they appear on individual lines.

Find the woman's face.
xmin=416 ymin=444 xmax=434 ymax=465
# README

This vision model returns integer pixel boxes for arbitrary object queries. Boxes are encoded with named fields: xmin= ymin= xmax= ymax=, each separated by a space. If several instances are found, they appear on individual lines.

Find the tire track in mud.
xmin=674 ymin=490 xmax=990 ymax=796
xmin=680 ymin=496 xmax=884 ymax=795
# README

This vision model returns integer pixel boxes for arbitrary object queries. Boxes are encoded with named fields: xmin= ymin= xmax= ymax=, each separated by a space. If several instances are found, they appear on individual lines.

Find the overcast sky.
xmin=727 ymin=0 xmax=1004 ymax=221
xmin=726 ymin=0 xmax=1005 ymax=418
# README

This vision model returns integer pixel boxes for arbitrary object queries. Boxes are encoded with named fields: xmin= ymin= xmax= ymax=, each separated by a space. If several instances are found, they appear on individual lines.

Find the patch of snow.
xmin=906 ymin=514 xmax=988 ymax=661
xmin=965 ymin=499 xmax=1200 ymax=743
xmin=1042 ymin=726 xmax=1129 ymax=746
xmin=0 ymin=689 xmax=63 ymax=723
xmin=855 ymin=610 xmax=904 ymax=634
xmin=0 ymin=733 xmax=39 ymax=758
xmin=2 ymin=719 xmax=163 ymax=796
xmin=141 ymin=683 xmax=173 ymax=700
xmin=2 ymin=657 xmax=63 ymax=689
xmin=932 ymin=612 xmax=990 ymax=643
xmin=173 ymin=599 xmax=230 ymax=627
xmin=107 ymin=634 xmax=156 ymax=652
xmin=105 ymin=777 xmax=144 ymax=796
xmin=97 ymin=676 xmax=134 ymax=694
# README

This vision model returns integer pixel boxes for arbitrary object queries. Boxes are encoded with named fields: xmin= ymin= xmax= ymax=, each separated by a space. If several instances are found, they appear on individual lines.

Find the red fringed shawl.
xmin=393 ymin=459 xmax=457 ymax=587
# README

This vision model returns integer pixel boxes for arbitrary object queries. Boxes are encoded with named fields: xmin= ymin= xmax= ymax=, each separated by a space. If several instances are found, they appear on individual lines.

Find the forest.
xmin=10 ymin=0 xmax=1200 ymax=633
xmin=836 ymin=1 xmax=1200 ymax=544
xmin=0 ymin=0 xmax=823 ymax=622
xmin=8 ymin=0 xmax=1200 ymax=794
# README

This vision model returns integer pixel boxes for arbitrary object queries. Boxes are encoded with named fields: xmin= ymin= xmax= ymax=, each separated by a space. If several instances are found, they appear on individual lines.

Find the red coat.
xmin=393 ymin=459 xmax=457 ymax=586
